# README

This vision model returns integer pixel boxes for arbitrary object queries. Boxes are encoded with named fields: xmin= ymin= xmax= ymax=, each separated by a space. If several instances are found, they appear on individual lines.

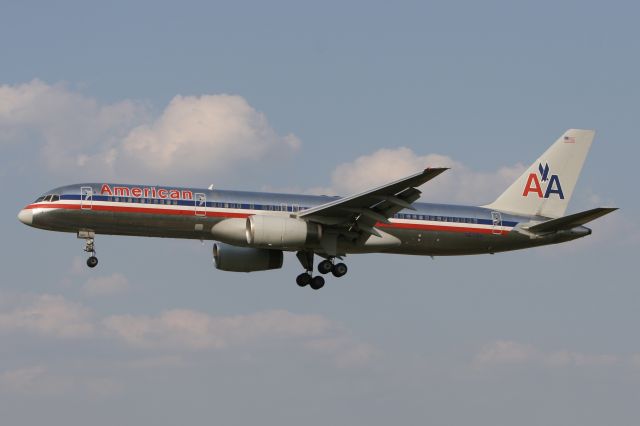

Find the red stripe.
xmin=26 ymin=203 xmax=251 ymax=219
xmin=26 ymin=203 xmax=506 ymax=235
xmin=378 ymin=221 xmax=504 ymax=235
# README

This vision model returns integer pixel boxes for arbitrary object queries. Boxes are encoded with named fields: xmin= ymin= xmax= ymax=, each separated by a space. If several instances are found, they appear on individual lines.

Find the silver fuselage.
xmin=18 ymin=183 xmax=590 ymax=256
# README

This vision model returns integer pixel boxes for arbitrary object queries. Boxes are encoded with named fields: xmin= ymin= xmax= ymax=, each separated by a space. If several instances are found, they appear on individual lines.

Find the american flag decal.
xmin=563 ymin=136 xmax=576 ymax=143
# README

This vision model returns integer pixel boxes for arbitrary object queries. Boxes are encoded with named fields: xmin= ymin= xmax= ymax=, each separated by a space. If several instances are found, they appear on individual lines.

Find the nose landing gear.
xmin=78 ymin=231 xmax=98 ymax=268
xmin=86 ymin=254 xmax=98 ymax=268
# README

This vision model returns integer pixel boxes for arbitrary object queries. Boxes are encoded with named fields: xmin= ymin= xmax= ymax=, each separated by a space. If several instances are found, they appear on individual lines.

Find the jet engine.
xmin=246 ymin=215 xmax=322 ymax=249
xmin=213 ymin=242 xmax=283 ymax=272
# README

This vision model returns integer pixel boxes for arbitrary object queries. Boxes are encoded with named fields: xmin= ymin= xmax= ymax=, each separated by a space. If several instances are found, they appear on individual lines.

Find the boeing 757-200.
xmin=18 ymin=129 xmax=616 ymax=290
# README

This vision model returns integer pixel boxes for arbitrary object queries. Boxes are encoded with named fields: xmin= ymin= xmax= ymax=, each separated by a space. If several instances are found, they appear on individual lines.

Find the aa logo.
xmin=522 ymin=163 xmax=564 ymax=199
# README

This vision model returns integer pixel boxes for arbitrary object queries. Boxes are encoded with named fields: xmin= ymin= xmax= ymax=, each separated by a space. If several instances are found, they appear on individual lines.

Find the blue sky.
xmin=1 ymin=1 xmax=639 ymax=425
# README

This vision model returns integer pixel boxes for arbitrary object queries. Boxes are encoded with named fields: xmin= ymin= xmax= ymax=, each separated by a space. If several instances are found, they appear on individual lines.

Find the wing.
xmin=297 ymin=168 xmax=448 ymax=244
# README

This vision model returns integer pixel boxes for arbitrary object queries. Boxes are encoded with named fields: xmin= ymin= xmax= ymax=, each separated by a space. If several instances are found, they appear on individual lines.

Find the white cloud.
xmin=118 ymin=94 xmax=300 ymax=179
xmin=543 ymin=350 xmax=618 ymax=367
xmin=474 ymin=340 xmax=536 ymax=365
xmin=0 ymin=291 xmax=374 ymax=368
xmin=103 ymin=309 xmax=377 ymax=368
xmin=0 ymin=365 xmax=121 ymax=397
xmin=473 ymin=340 xmax=619 ymax=369
xmin=103 ymin=309 xmax=333 ymax=350
xmin=0 ymin=80 xmax=147 ymax=173
xmin=0 ymin=366 xmax=49 ymax=394
xmin=0 ymin=80 xmax=300 ymax=183
xmin=309 ymin=147 xmax=524 ymax=204
xmin=304 ymin=337 xmax=377 ymax=368
xmin=0 ymin=294 xmax=94 ymax=338
xmin=125 ymin=355 xmax=185 ymax=370
xmin=83 ymin=273 xmax=129 ymax=296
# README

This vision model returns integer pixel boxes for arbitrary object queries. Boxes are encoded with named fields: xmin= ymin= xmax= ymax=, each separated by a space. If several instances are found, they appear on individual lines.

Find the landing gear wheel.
xmin=310 ymin=276 xmax=325 ymax=290
xmin=296 ymin=272 xmax=312 ymax=287
xmin=318 ymin=260 xmax=333 ymax=275
xmin=332 ymin=262 xmax=348 ymax=278
xmin=87 ymin=256 xmax=98 ymax=268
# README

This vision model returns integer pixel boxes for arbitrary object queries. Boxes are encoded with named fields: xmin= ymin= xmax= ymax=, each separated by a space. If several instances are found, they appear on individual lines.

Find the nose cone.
xmin=17 ymin=209 xmax=33 ymax=225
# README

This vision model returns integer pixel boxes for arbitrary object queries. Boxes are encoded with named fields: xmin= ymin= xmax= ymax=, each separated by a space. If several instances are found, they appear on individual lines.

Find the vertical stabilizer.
xmin=484 ymin=129 xmax=595 ymax=218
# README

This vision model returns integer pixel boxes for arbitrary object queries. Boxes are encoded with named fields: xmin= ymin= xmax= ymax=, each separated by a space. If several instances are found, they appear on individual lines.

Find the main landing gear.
xmin=317 ymin=259 xmax=348 ymax=278
xmin=78 ymin=231 xmax=98 ymax=268
xmin=295 ymin=251 xmax=348 ymax=290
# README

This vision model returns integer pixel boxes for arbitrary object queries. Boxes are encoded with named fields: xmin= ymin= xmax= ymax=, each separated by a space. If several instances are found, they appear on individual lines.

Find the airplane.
xmin=18 ymin=129 xmax=616 ymax=290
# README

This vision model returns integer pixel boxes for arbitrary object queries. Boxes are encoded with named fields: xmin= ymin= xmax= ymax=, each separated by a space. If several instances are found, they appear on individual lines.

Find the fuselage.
xmin=18 ymin=182 xmax=590 ymax=256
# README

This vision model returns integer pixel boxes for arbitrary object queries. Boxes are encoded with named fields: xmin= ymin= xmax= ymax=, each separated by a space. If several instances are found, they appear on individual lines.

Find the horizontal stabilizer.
xmin=526 ymin=207 xmax=618 ymax=234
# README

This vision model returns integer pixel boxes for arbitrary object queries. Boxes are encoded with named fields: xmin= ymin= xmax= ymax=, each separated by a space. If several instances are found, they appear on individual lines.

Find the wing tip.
xmin=424 ymin=167 xmax=450 ymax=174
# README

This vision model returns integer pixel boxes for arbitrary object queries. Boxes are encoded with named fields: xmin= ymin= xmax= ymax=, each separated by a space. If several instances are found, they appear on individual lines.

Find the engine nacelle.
xmin=246 ymin=215 xmax=322 ymax=249
xmin=213 ymin=242 xmax=283 ymax=272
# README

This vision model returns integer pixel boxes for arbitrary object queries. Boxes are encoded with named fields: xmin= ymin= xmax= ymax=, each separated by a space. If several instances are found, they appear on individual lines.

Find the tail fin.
xmin=484 ymin=129 xmax=595 ymax=218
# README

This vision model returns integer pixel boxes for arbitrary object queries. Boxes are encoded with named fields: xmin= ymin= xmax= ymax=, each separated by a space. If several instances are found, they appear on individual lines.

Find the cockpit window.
xmin=34 ymin=194 xmax=60 ymax=203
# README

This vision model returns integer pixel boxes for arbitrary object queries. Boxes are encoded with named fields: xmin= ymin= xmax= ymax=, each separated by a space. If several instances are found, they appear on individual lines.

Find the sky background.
xmin=1 ymin=1 xmax=639 ymax=425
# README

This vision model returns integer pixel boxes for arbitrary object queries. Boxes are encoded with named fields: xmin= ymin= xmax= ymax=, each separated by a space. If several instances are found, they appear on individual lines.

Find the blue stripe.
xmin=61 ymin=194 xmax=518 ymax=227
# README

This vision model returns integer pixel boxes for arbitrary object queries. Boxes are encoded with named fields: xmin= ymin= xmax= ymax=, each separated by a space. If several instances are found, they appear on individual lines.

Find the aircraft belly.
xmin=35 ymin=209 xmax=540 ymax=255
xmin=342 ymin=228 xmax=533 ymax=256
xmin=35 ymin=209 xmax=224 ymax=240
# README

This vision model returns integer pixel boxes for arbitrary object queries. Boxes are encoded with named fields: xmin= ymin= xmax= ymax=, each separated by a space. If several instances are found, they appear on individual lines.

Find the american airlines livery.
xmin=18 ymin=129 xmax=616 ymax=290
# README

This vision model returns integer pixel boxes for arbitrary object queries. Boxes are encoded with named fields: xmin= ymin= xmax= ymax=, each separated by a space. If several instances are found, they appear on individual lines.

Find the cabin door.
xmin=195 ymin=193 xmax=207 ymax=216
xmin=80 ymin=186 xmax=93 ymax=210
xmin=491 ymin=211 xmax=502 ymax=235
